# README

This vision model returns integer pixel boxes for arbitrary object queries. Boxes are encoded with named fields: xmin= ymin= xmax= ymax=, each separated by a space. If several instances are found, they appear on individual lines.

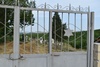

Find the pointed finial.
xmin=69 ymin=4 xmax=71 ymax=10
xmin=44 ymin=2 xmax=46 ymax=9
xmin=88 ymin=6 xmax=90 ymax=12
xmin=79 ymin=5 xmax=81 ymax=11
xmin=57 ymin=3 xmax=59 ymax=9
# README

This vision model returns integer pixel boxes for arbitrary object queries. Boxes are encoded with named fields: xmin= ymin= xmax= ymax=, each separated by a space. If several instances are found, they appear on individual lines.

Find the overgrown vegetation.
xmin=0 ymin=0 xmax=36 ymax=43
xmin=25 ymin=29 xmax=100 ymax=50
xmin=0 ymin=1 xmax=100 ymax=52
xmin=0 ymin=29 xmax=100 ymax=54
xmin=52 ymin=12 xmax=66 ymax=41
xmin=26 ymin=31 xmax=87 ymax=49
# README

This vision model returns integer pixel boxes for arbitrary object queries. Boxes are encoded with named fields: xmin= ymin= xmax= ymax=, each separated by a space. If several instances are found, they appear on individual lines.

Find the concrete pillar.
xmin=94 ymin=43 xmax=100 ymax=67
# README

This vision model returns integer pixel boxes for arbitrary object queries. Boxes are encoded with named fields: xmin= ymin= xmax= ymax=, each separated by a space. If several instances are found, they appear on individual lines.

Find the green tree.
xmin=52 ymin=12 xmax=66 ymax=42
xmin=0 ymin=0 xmax=36 ymax=43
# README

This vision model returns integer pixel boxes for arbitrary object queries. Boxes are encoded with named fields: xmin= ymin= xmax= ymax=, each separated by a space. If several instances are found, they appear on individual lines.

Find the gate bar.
xmin=30 ymin=11 xmax=33 ymax=53
xmin=43 ymin=11 xmax=46 ymax=53
xmin=74 ymin=13 xmax=76 ymax=50
xmin=4 ymin=8 xmax=7 ymax=53
xmin=24 ymin=11 xmax=26 ymax=54
xmin=49 ymin=11 xmax=52 ymax=54
xmin=81 ymin=14 xmax=83 ymax=50
xmin=87 ymin=7 xmax=91 ymax=67
xmin=61 ymin=12 xmax=63 ymax=51
xmin=37 ymin=11 xmax=39 ymax=53
xmin=54 ymin=13 xmax=56 ymax=50
xmin=68 ymin=13 xmax=70 ymax=51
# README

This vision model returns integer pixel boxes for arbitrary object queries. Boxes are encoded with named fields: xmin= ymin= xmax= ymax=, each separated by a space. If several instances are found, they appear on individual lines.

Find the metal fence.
xmin=0 ymin=2 xmax=90 ymax=54
xmin=0 ymin=7 xmax=14 ymax=54
xmin=0 ymin=1 xmax=94 ymax=67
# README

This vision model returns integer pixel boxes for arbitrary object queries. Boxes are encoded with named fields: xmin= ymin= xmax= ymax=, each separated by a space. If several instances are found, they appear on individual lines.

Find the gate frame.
xmin=0 ymin=4 xmax=94 ymax=67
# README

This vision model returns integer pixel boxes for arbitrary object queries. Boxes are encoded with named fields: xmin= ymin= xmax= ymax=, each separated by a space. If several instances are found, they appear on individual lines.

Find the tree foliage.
xmin=52 ymin=12 xmax=66 ymax=42
xmin=0 ymin=0 xmax=36 ymax=43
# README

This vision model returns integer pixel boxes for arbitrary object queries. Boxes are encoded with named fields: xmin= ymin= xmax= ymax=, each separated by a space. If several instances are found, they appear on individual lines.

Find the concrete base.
xmin=0 ymin=52 xmax=87 ymax=67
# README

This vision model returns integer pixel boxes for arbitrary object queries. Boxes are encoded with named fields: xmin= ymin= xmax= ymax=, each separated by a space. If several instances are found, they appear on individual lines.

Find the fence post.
xmin=87 ymin=11 xmax=91 ymax=67
xmin=13 ymin=6 xmax=20 ymax=67
xmin=90 ymin=12 xmax=94 ymax=67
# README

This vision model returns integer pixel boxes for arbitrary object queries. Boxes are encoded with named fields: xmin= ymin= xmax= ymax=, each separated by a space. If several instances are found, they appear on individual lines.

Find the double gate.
xmin=0 ymin=1 xmax=94 ymax=67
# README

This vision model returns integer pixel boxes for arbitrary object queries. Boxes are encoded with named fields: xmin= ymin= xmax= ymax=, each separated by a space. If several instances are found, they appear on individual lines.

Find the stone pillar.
xmin=94 ymin=43 xmax=100 ymax=67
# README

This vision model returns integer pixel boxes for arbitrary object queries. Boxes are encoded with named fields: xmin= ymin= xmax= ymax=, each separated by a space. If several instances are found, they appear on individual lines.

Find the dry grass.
xmin=0 ymin=41 xmax=13 ymax=54
xmin=19 ymin=41 xmax=48 ymax=54
xmin=0 ymin=40 xmax=48 ymax=54
xmin=0 ymin=40 xmax=77 ymax=54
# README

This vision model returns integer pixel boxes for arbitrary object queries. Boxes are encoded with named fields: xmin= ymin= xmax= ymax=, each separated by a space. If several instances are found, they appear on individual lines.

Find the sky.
xmin=35 ymin=0 xmax=100 ymax=29
xmin=25 ymin=0 xmax=100 ymax=32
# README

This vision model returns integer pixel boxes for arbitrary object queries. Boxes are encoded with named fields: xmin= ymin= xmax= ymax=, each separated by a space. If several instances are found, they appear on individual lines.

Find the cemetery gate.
xmin=0 ymin=1 xmax=94 ymax=67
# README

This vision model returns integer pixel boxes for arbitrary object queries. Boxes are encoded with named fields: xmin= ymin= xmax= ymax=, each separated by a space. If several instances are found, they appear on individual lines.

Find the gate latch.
xmin=51 ymin=53 xmax=60 ymax=56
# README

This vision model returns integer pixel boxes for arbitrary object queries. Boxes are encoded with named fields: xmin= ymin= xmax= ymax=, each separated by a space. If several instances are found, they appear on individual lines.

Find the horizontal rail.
xmin=0 ymin=5 xmax=89 ymax=14
xmin=20 ymin=7 xmax=88 ymax=14
xmin=0 ymin=5 xmax=14 ymax=8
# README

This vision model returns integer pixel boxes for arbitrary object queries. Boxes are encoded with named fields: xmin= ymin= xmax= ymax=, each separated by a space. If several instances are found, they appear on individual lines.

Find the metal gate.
xmin=0 ymin=1 xmax=94 ymax=67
